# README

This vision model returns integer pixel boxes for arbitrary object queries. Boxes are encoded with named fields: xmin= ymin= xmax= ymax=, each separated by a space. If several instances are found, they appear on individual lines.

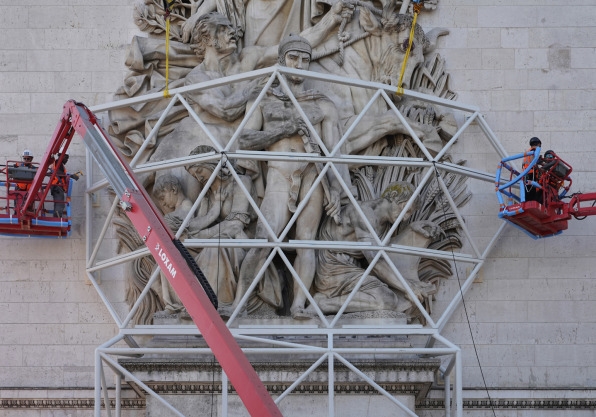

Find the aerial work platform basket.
xmin=0 ymin=161 xmax=73 ymax=238
xmin=495 ymin=148 xmax=596 ymax=238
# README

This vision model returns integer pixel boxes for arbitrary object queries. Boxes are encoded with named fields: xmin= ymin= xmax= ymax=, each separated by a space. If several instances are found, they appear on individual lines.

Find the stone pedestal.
xmin=120 ymin=357 xmax=440 ymax=417
xmin=120 ymin=313 xmax=440 ymax=417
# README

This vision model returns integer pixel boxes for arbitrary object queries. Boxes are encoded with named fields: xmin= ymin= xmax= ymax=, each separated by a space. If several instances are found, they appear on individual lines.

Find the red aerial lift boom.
xmin=14 ymin=100 xmax=282 ymax=417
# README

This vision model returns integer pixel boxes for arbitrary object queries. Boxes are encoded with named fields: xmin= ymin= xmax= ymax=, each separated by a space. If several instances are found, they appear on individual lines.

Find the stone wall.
xmin=1 ymin=0 xmax=595 ymax=416
xmin=0 ymin=1 xmax=142 ymax=415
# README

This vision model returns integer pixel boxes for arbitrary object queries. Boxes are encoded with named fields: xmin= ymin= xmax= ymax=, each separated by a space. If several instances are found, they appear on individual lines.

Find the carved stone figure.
xmin=183 ymin=145 xmax=262 ymax=308
xmin=153 ymin=174 xmax=194 ymax=220
xmin=139 ymin=6 xmax=355 ymax=200
xmin=230 ymin=34 xmax=348 ymax=319
xmin=180 ymin=0 xmax=323 ymax=49
xmin=151 ymin=174 xmax=193 ymax=314
xmin=310 ymin=2 xmax=453 ymax=155
xmin=307 ymin=182 xmax=440 ymax=316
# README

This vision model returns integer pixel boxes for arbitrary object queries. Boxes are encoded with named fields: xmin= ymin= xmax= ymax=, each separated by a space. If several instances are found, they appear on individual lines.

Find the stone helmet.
xmin=278 ymin=33 xmax=312 ymax=64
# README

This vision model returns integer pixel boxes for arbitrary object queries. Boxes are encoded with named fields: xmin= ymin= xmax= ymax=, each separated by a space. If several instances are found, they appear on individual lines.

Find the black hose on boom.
xmin=173 ymin=238 xmax=218 ymax=309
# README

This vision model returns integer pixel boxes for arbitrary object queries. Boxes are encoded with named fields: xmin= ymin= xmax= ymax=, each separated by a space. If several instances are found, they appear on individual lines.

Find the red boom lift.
xmin=496 ymin=147 xmax=596 ymax=238
xmin=0 ymin=100 xmax=282 ymax=416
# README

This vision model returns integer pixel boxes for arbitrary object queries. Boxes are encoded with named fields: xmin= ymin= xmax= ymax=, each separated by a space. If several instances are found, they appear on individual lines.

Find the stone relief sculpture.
xmin=122 ymin=4 xmax=354 ymax=202
xmin=309 ymin=2 xmax=456 ymax=156
xmin=110 ymin=0 xmax=471 ymax=325
xmin=178 ymin=0 xmax=329 ymax=48
xmin=184 ymin=145 xmax=257 ymax=310
xmin=232 ymin=34 xmax=347 ymax=320
xmin=308 ymin=181 xmax=440 ymax=316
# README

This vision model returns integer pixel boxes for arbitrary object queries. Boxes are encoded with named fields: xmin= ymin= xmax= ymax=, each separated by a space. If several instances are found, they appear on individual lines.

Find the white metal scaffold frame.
xmin=85 ymin=65 xmax=509 ymax=417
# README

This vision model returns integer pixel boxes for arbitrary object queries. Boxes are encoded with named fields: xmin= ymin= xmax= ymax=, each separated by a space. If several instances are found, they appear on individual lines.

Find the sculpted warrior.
xmin=181 ymin=0 xmax=336 ymax=48
xmin=229 ymin=34 xmax=348 ymax=319
xmin=182 ymin=4 xmax=354 ymax=126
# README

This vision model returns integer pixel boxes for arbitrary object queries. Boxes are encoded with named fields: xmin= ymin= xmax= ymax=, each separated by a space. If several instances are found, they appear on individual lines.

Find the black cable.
xmin=431 ymin=162 xmax=497 ymax=416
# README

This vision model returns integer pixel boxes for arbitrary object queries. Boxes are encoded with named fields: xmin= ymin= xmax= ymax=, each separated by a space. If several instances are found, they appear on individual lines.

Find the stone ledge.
xmin=119 ymin=358 xmax=440 ymax=406
xmin=4 ymin=395 xmax=595 ymax=411
xmin=0 ymin=398 xmax=144 ymax=410
xmin=419 ymin=398 xmax=596 ymax=410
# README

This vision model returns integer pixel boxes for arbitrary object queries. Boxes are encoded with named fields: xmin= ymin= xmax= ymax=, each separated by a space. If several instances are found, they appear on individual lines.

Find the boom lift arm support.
xmin=46 ymin=100 xmax=282 ymax=417
xmin=20 ymin=111 xmax=77 ymax=219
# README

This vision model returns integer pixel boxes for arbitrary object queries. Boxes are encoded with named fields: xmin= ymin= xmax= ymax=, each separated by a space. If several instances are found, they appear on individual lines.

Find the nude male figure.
xmin=230 ymin=34 xmax=347 ymax=319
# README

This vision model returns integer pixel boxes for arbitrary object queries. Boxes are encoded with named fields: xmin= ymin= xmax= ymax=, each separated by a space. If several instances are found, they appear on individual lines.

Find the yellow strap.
xmin=164 ymin=17 xmax=171 ymax=98
xmin=396 ymin=8 xmax=419 ymax=95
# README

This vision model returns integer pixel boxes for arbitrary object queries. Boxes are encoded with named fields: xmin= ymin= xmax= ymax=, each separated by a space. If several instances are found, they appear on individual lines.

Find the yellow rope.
xmin=396 ymin=5 xmax=421 ymax=95
xmin=164 ymin=16 xmax=171 ymax=98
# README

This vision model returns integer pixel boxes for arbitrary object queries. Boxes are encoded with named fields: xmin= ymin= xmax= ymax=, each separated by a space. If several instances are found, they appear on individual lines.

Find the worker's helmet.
xmin=529 ymin=137 xmax=541 ymax=147
xmin=22 ymin=150 xmax=33 ymax=161
xmin=59 ymin=152 xmax=69 ymax=161
xmin=544 ymin=150 xmax=555 ymax=159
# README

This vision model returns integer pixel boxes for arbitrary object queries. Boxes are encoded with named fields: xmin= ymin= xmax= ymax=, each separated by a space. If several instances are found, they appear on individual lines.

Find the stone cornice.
xmin=420 ymin=398 xmax=596 ymax=410
xmin=0 ymin=398 xmax=145 ymax=409
xmin=119 ymin=358 xmax=440 ymax=405
xmin=119 ymin=358 xmax=441 ymax=373
xmin=3 ymin=396 xmax=595 ymax=410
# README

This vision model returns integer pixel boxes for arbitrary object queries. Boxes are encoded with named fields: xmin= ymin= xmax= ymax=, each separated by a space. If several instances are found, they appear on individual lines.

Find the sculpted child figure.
xmin=152 ymin=174 xmax=194 ymax=314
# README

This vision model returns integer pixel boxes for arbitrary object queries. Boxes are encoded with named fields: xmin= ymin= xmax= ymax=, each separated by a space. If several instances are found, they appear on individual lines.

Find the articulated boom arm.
xmin=19 ymin=107 xmax=78 ymax=218
xmin=569 ymin=192 xmax=596 ymax=218
xmin=52 ymin=101 xmax=282 ymax=417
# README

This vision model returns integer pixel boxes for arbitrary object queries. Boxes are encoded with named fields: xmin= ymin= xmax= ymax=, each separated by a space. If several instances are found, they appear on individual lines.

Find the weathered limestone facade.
xmin=2 ymin=1 xmax=596 ymax=416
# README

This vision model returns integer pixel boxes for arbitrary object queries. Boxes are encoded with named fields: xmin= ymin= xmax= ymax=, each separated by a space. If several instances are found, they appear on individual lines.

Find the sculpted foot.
xmin=291 ymin=306 xmax=317 ymax=320
xmin=218 ymin=304 xmax=238 ymax=320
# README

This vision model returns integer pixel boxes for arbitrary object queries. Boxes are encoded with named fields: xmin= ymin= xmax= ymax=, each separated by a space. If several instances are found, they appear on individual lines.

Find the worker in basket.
xmin=9 ymin=149 xmax=37 ymax=214
xmin=50 ymin=152 xmax=80 ymax=217
xmin=14 ymin=149 xmax=35 ymax=191
xmin=522 ymin=137 xmax=542 ymax=203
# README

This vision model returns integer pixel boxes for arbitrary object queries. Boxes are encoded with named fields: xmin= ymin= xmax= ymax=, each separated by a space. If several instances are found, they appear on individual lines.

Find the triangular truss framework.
xmin=85 ymin=66 xmax=509 ymax=417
